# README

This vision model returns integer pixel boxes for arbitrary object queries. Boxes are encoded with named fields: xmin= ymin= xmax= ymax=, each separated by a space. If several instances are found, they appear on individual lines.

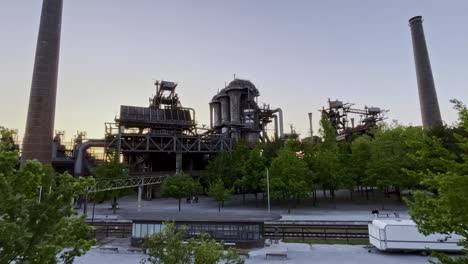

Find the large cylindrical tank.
xmin=218 ymin=94 xmax=230 ymax=125
xmin=210 ymin=99 xmax=222 ymax=127
xmin=227 ymin=89 xmax=242 ymax=125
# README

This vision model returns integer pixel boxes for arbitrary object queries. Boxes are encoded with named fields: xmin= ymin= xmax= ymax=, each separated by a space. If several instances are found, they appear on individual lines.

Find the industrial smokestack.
xmin=308 ymin=112 xmax=313 ymax=139
xmin=409 ymin=16 xmax=442 ymax=128
xmin=22 ymin=0 xmax=63 ymax=164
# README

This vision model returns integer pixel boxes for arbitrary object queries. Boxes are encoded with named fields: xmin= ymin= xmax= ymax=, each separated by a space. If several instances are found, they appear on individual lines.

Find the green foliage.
xmin=142 ymin=223 xmax=192 ymax=264
xmin=306 ymin=114 xmax=341 ymax=197
xmin=406 ymin=100 xmax=468 ymax=263
xmin=0 ymin=127 xmax=95 ymax=264
xmin=92 ymin=160 xmax=129 ymax=211
xmin=92 ymin=160 xmax=128 ymax=185
xmin=142 ymin=222 xmax=244 ymax=264
xmin=239 ymin=145 xmax=266 ymax=195
xmin=349 ymin=135 xmax=372 ymax=189
xmin=270 ymin=139 xmax=310 ymax=212
xmin=261 ymin=139 xmax=284 ymax=167
xmin=207 ymin=151 xmax=235 ymax=188
xmin=366 ymin=125 xmax=424 ymax=193
xmin=208 ymin=180 xmax=232 ymax=212
xmin=207 ymin=141 xmax=267 ymax=199
xmin=161 ymin=173 xmax=199 ymax=212
xmin=190 ymin=233 xmax=224 ymax=264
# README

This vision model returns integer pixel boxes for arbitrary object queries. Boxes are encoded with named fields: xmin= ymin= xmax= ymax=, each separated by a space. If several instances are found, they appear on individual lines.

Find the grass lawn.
xmin=284 ymin=238 xmax=369 ymax=245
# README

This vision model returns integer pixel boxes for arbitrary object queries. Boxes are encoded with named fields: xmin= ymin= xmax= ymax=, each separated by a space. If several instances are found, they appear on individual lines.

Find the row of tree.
xmin=0 ymin=127 xmax=246 ymax=263
xmin=205 ymin=101 xmax=467 ymax=215
xmin=204 ymin=99 xmax=468 ymax=263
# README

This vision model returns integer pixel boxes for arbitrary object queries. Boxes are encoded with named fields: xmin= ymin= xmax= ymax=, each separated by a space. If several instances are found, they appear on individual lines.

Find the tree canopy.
xmin=160 ymin=173 xmax=199 ymax=212
xmin=0 ymin=127 xmax=95 ymax=264
xmin=142 ymin=222 xmax=244 ymax=264
xmin=92 ymin=159 xmax=129 ymax=213
xmin=406 ymin=100 xmax=468 ymax=263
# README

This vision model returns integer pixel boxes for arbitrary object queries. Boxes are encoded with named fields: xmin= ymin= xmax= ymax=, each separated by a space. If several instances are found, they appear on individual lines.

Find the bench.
xmin=99 ymin=247 xmax=119 ymax=253
xmin=238 ymin=251 xmax=250 ymax=259
xmin=376 ymin=211 xmax=399 ymax=218
xmin=265 ymin=252 xmax=287 ymax=260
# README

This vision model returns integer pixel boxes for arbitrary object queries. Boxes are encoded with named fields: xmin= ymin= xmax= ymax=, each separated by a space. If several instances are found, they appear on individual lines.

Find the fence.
xmin=264 ymin=221 xmax=369 ymax=242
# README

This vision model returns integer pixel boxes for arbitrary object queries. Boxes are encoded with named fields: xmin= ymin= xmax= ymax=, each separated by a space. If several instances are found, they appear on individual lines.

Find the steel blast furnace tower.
xmin=409 ymin=16 xmax=442 ymax=128
xmin=22 ymin=0 xmax=63 ymax=164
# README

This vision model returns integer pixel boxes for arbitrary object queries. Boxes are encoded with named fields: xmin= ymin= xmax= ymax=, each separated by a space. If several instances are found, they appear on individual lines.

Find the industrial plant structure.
xmin=409 ymin=16 xmax=443 ymax=128
xmin=322 ymin=99 xmax=387 ymax=141
xmin=209 ymin=79 xmax=284 ymax=144
xmin=59 ymin=79 xmax=280 ymax=191
xmin=18 ymin=2 xmax=442 ymax=187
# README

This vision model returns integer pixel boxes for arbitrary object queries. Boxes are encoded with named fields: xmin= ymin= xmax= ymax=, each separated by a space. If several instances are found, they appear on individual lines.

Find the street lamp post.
xmin=266 ymin=168 xmax=270 ymax=213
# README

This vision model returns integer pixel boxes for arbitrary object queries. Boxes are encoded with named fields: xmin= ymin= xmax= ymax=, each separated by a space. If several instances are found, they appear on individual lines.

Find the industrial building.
xmin=209 ymin=79 xmax=284 ymax=144
xmin=45 ymin=79 xmax=282 ymax=194
xmin=19 ymin=0 xmax=443 ymax=184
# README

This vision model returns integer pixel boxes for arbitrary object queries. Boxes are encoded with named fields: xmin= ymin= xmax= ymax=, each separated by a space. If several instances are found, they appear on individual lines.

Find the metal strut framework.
xmin=105 ymin=123 xmax=232 ymax=154
xmin=89 ymin=175 xmax=169 ymax=193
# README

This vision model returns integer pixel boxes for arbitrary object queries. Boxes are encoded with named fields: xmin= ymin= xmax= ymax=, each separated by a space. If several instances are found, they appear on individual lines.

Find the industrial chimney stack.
xmin=22 ymin=0 xmax=63 ymax=164
xmin=408 ymin=16 xmax=442 ymax=128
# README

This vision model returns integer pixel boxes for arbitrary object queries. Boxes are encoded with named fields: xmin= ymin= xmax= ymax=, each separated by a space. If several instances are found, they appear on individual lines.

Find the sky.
xmin=1 ymin=0 xmax=467 ymax=141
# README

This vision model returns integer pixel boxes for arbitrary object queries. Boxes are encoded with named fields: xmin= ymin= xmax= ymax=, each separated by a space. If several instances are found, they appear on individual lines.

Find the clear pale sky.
xmin=1 ymin=0 xmax=467 ymax=141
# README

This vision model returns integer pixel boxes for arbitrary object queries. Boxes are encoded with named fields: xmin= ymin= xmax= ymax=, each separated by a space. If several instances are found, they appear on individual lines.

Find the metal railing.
xmin=264 ymin=222 xmax=369 ymax=242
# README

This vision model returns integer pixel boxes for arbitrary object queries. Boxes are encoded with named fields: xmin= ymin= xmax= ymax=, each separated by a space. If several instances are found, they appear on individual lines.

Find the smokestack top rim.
xmin=409 ymin=16 xmax=423 ymax=24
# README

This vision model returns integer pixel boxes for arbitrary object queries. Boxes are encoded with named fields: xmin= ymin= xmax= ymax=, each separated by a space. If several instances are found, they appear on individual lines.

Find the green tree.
xmin=92 ymin=159 xmax=128 ymax=213
xmin=260 ymin=139 xmax=283 ymax=167
xmin=349 ymin=135 xmax=373 ymax=199
xmin=160 ymin=173 xmax=198 ymax=212
xmin=239 ymin=145 xmax=266 ymax=204
xmin=0 ymin=128 xmax=95 ymax=264
xmin=270 ymin=140 xmax=310 ymax=213
xmin=142 ymin=222 xmax=244 ymax=264
xmin=406 ymin=100 xmax=468 ymax=264
xmin=190 ymin=233 xmax=244 ymax=264
xmin=311 ymin=113 xmax=341 ymax=200
xmin=142 ymin=223 xmax=192 ymax=264
xmin=207 ymin=152 xmax=234 ymax=188
xmin=230 ymin=142 xmax=249 ymax=203
xmin=208 ymin=180 xmax=232 ymax=212
xmin=366 ymin=125 xmax=423 ymax=204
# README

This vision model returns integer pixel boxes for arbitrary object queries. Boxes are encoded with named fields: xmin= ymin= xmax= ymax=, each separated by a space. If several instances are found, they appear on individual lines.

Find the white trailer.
xmin=368 ymin=219 xmax=464 ymax=253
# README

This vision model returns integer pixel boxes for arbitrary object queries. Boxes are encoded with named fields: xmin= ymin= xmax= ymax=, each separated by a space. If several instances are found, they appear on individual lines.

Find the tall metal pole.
xmin=38 ymin=186 xmax=43 ymax=203
xmin=138 ymin=185 xmax=142 ymax=212
xmin=267 ymin=168 xmax=270 ymax=213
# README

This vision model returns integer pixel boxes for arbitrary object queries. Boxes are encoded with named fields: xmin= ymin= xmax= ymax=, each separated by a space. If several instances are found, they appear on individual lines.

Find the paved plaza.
xmin=84 ymin=189 xmax=410 ymax=222
xmin=75 ymin=238 xmax=433 ymax=264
